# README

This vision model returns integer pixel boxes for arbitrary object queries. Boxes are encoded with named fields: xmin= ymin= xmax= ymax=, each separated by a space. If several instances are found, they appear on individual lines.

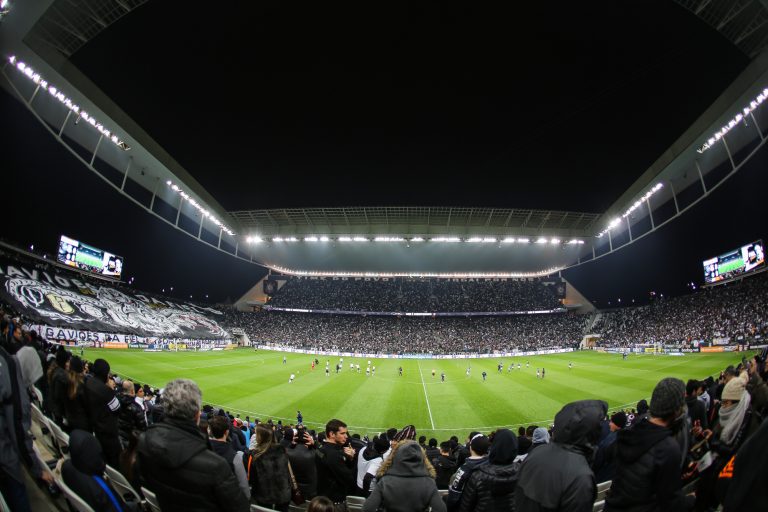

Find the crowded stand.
xmin=266 ymin=276 xmax=564 ymax=312
xmin=229 ymin=310 xmax=586 ymax=353
xmin=2 ymin=305 xmax=766 ymax=512
xmin=595 ymin=271 xmax=768 ymax=347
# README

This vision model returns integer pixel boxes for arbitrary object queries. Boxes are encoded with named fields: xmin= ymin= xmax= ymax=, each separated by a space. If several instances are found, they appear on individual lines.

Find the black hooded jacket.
xmin=516 ymin=400 xmax=607 ymax=512
xmin=459 ymin=429 xmax=520 ymax=512
xmin=62 ymin=429 xmax=135 ymax=512
xmin=362 ymin=442 xmax=447 ymax=512
xmin=136 ymin=416 xmax=249 ymax=512
xmin=604 ymin=417 xmax=688 ymax=512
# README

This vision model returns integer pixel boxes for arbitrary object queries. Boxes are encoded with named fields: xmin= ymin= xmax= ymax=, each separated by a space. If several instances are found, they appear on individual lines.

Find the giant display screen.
xmin=57 ymin=235 xmax=123 ymax=279
xmin=703 ymin=240 xmax=765 ymax=284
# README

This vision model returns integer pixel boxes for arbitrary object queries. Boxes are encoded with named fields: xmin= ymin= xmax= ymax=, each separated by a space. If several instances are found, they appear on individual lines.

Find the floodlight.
xmin=319 ymin=236 xmax=330 ymax=242
xmin=338 ymin=236 xmax=352 ymax=242
xmin=304 ymin=236 xmax=318 ymax=242
xmin=536 ymin=238 xmax=548 ymax=244
xmin=353 ymin=236 xmax=368 ymax=242
xmin=550 ymin=238 xmax=561 ymax=244
xmin=517 ymin=238 xmax=530 ymax=243
xmin=410 ymin=237 xmax=424 ymax=242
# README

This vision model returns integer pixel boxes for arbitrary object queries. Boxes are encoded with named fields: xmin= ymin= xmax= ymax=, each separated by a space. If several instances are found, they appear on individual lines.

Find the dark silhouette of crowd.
xmin=267 ymin=276 xmax=564 ymax=313
xmin=595 ymin=271 xmax=768 ymax=347
xmin=227 ymin=310 xmax=586 ymax=353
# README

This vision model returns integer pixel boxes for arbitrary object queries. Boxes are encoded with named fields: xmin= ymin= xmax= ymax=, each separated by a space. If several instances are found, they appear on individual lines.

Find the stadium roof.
xmin=2 ymin=2 xmax=767 ymax=277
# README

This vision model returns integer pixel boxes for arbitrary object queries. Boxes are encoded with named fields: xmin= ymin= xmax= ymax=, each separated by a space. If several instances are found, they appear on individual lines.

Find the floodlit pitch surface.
xmin=83 ymin=348 xmax=749 ymax=438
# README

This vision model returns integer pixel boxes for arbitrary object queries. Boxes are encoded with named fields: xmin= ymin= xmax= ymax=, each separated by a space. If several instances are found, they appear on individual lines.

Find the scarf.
xmin=719 ymin=392 xmax=751 ymax=447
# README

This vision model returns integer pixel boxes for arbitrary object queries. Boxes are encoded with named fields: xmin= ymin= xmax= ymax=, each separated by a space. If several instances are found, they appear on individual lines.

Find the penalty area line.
xmin=417 ymin=360 xmax=436 ymax=430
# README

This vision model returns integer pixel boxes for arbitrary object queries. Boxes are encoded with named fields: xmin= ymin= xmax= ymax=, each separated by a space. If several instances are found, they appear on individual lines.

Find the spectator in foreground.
xmin=445 ymin=434 xmax=489 ymax=511
xmin=136 ymin=378 xmax=248 ymax=512
xmin=515 ymin=399 xmax=607 ymax=512
xmin=592 ymin=411 xmax=626 ymax=484
xmin=286 ymin=426 xmax=318 ymax=500
xmin=62 ymin=429 xmax=137 ymax=511
xmin=246 ymin=424 xmax=292 ymax=511
xmin=459 ymin=428 xmax=519 ymax=512
xmin=85 ymin=359 xmax=122 ymax=468
xmin=434 ymin=441 xmax=458 ymax=490
xmin=208 ymin=415 xmax=249 ymax=500
xmin=605 ymin=377 xmax=692 ymax=512
xmin=362 ymin=440 xmax=446 ymax=512
xmin=316 ymin=419 xmax=356 ymax=509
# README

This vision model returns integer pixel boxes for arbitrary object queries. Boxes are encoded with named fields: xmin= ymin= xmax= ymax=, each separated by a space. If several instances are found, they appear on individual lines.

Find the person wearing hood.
xmin=48 ymin=345 xmax=70 ymax=426
xmin=604 ymin=378 xmax=692 ymax=512
xmin=136 ymin=378 xmax=249 ymax=512
xmin=0 ymin=344 xmax=50 ymax=512
xmin=62 ymin=429 xmax=137 ymax=511
xmin=516 ymin=399 xmax=607 ymax=512
xmin=459 ymin=428 xmax=520 ymax=512
xmin=529 ymin=427 xmax=550 ymax=454
xmin=85 ymin=358 xmax=122 ymax=468
xmin=362 ymin=440 xmax=446 ymax=512
xmin=445 ymin=433 xmax=490 ymax=512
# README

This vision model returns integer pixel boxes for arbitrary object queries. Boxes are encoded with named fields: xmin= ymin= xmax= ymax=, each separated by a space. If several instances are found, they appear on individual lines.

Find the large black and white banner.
xmin=0 ymin=257 xmax=230 ymax=340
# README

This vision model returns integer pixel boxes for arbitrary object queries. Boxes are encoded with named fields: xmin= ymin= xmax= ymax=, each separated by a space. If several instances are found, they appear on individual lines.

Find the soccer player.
xmin=498 ymin=362 xmax=503 ymax=373
xmin=283 ymin=356 xmax=287 ymax=364
xmin=325 ymin=367 xmax=330 ymax=377
xmin=517 ymin=363 xmax=521 ymax=370
xmin=398 ymin=366 xmax=403 ymax=376
xmin=568 ymin=362 xmax=573 ymax=370
xmin=441 ymin=372 xmax=445 ymax=382
xmin=466 ymin=367 xmax=471 ymax=378
xmin=526 ymin=361 xmax=530 ymax=368
xmin=350 ymin=363 xmax=354 ymax=371
xmin=542 ymin=368 xmax=545 ymax=379
xmin=509 ymin=363 xmax=514 ymax=372
xmin=356 ymin=364 xmax=360 ymax=373
xmin=289 ymin=373 xmax=295 ymax=383
xmin=372 ymin=366 xmax=376 ymax=376
xmin=482 ymin=371 xmax=487 ymax=381
xmin=366 ymin=366 xmax=371 ymax=377
xmin=432 ymin=369 xmax=436 ymax=378
xmin=536 ymin=368 xmax=540 ymax=379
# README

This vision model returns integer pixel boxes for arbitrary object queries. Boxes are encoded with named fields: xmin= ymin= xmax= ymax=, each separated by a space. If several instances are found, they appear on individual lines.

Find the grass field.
xmin=80 ymin=348 xmax=750 ymax=439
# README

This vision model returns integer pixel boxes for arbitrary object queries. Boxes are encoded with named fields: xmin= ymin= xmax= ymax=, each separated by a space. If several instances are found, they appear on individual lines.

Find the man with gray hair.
xmin=136 ymin=379 xmax=248 ymax=511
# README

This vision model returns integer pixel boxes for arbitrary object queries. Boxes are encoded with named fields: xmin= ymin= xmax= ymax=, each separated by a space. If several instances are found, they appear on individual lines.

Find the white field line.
xmin=417 ymin=360 xmax=436 ymax=430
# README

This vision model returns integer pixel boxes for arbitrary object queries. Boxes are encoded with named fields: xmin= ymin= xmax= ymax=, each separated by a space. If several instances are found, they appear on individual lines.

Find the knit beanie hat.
xmin=91 ymin=359 xmax=110 ymax=382
xmin=393 ymin=425 xmax=417 ymax=442
xmin=650 ymin=377 xmax=685 ymax=418
xmin=722 ymin=372 xmax=748 ymax=401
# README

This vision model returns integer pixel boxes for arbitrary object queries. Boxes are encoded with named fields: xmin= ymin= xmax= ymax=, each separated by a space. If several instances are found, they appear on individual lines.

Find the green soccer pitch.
xmin=80 ymin=348 xmax=749 ymax=439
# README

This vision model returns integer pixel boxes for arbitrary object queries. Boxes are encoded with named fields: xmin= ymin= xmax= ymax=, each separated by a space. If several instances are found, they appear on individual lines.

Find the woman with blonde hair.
xmin=363 ymin=440 xmax=446 ymax=512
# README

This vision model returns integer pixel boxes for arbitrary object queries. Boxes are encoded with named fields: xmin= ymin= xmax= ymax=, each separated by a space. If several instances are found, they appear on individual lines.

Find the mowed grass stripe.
xmin=83 ymin=348 xmax=750 ymax=437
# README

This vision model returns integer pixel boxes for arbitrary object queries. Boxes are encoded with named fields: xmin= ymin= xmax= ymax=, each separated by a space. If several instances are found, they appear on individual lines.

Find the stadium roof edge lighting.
xmin=249 ymin=235 xmax=584 ymax=245
xmin=8 ymin=56 xmax=131 ymax=151
xmin=596 ymin=183 xmax=664 ymax=238
xmin=267 ymin=265 xmax=564 ymax=279
xmin=697 ymin=87 xmax=768 ymax=154
xmin=166 ymin=180 xmax=235 ymax=235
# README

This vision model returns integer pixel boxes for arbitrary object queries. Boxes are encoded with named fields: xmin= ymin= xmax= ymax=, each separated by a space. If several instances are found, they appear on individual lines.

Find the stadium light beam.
xmin=697 ymin=87 xmax=768 ymax=153
xmin=166 ymin=181 xmax=235 ymax=235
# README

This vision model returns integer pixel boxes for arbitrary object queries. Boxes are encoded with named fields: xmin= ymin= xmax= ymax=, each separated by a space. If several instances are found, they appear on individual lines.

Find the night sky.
xmin=2 ymin=1 xmax=766 ymax=304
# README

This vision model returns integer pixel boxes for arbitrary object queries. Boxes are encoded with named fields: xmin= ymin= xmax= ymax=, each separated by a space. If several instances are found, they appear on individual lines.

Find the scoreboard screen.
xmin=703 ymin=240 xmax=764 ymax=284
xmin=57 ymin=235 xmax=124 ymax=279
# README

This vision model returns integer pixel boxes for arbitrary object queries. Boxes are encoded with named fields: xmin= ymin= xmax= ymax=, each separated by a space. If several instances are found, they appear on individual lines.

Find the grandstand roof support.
xmin=646 ymin=199 xmax=655 ymax=230
xmin=751 ymin=111 xmax=765 ymax=139
xmin=695 ymin=161 xmax=708 ymax=193
xmin=89 ymin=133 xmax=102 ymax=166
xmin=120 ymin=157 xmax=131 ymax=191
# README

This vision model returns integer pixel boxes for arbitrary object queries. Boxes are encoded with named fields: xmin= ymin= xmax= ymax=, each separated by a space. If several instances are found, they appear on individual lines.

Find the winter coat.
xmin=247 ymin=444 xmax=292 ymax=507
xmin=64 ymin=380 xmax=91 ymax=433
xmin=515 ymin=399 xmax=606 ymax=512
xmin=211 ymin=440 xmax=249 ymax=499
xmin=445 ymin=456 xmax=488 ymax=511
xmin=84 ymin=375 xmax=120 ymax=435
xmin=49 ymin=365 xmax=68 ymax=423
xmin=136 ymin=416 xmax=249 ymax=512
xmin=459 ymin=429 xmax=519 ymax=512
xmin=685 ymin=395 xmax=708 ymax=430
xmin=593 ymin=430 xmax=618 ymax=484
xmin=604 ymin=417 xmax=689 ymax=512
xmin=362 ymin=442 xmax=447 ymax=512
xmin=435 ymin=454 xmax=458 ymax=490
xmin=316 ymin=441 xmax=355 ymax=502
xmin=287 ymin=443 xmax=317 ymax=499
xmin=62 ymin=430 xmax=135 ymax=512
xmin=118 ymin=394 xmax=147 ymax=445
